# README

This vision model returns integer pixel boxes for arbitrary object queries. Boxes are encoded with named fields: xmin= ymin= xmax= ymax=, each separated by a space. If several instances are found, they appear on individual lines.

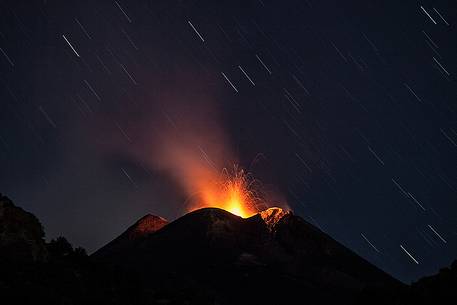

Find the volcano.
xmin=93 ymin=207 xmax=402 ymax=305
xmin=93 ymin=214 xmax=168 ymax=259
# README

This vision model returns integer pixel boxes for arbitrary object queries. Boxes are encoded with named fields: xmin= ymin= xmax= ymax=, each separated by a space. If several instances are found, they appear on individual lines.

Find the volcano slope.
xmin=93 ymin=207 xmax=402 ymax=305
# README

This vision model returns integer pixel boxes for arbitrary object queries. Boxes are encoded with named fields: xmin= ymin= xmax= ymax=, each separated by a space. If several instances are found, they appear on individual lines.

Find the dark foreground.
xmin=1 ymin=194 xmax=456 ymax=305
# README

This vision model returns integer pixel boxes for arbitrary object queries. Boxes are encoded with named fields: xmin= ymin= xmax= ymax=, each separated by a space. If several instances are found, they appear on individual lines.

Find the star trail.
xmin=0 ymin=0 xmax=456 ymax=283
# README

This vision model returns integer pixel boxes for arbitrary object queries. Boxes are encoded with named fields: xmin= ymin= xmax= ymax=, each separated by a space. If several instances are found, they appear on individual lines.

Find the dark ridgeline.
xmin=1 ymin=194 xmax=456 ymax=305
xmin=0 ymin=194 xmax=47 ymax=263
xmin=93 ymin=213 xmax=169 ymax=258
xmin=0 ymin=194 xmax=140 ymax=305
xmin=93 ymin=207 xmax=401 ymax=305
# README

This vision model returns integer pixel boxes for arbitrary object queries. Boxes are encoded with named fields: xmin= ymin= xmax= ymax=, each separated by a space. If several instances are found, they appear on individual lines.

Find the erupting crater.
xmin=187 ymin=166 xmax=263 ymax=218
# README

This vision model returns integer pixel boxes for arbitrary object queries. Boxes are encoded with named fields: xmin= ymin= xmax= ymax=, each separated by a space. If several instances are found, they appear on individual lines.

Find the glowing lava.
xmin=188 ymin=166 xmax=258 ymax=218
xmin=222 ymin=175 xmax=254 ymax=218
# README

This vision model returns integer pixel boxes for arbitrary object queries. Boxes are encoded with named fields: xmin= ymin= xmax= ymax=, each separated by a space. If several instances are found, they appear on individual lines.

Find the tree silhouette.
xmin=47 ymin=236 xmax=73 ymax=259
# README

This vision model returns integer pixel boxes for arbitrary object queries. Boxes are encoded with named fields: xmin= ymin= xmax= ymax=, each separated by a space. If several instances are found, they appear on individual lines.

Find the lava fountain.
xmin=133 ymin=81 xmax=279 ymax=218
xmin=189 ymin=166 xmax=259 ymax=218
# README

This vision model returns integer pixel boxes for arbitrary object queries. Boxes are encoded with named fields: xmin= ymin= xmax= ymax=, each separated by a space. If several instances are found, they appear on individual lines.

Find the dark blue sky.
xmin=1 ymin=0 xmax=456 ymax=283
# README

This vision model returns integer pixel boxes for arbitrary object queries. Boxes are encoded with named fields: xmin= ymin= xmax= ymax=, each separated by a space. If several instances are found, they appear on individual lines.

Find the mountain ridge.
xmin=92 ymin=213 xmax=168 ymax=259
xmin=1 ymin=195 xmax=456 ymax=304
xmin=93 ymin=206 xmax=401 ymax=304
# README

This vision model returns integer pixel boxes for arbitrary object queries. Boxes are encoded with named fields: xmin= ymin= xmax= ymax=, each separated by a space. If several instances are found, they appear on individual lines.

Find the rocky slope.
xmin=93 ymin=214 xmax=168 ymax=259
xmin=95 ymin=207 xmax=401 ymax=305
xmin=0 ymin=194 xmax=47 ymax=262
xmin=1 ymin=195 xmax=456 ymax=305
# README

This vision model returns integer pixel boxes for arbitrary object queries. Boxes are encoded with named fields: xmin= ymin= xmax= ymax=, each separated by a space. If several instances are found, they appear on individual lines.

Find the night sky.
xmin=1 ymin=0 xmax=456 ymax=283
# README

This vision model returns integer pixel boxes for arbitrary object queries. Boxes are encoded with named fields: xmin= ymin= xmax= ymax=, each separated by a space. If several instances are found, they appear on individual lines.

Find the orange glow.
xmin=138 ymin=95 xmax=262 ymax=217
xmin=188 ymin=167 xmax=258 ymax=218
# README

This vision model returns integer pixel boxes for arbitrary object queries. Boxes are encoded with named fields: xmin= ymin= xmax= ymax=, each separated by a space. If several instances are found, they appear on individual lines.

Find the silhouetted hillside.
xmin=93 ymin=214 xmax=168 ymax=259
xmin=96 ymin=207 xmax=400 ymax=305
xmin=1 ymin=195 xmax=456 ymax=305
xmin=0 ymin=194 xmax=47 ymax=262
xmin=409 ymin=261 xmax=457 ymax=304
xmin=0 ymin=195 xmax=138 ymax=305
